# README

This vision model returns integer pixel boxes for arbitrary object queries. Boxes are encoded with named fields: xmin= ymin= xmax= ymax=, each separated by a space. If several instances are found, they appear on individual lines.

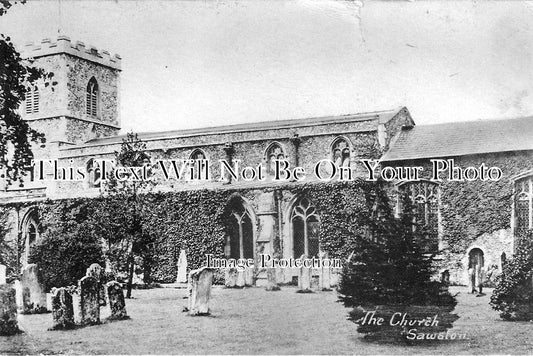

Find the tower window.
xmin=86 ymin=77 xmax=99 ymax=117
xmin=25 ymin=86 xmax=39 ymax=114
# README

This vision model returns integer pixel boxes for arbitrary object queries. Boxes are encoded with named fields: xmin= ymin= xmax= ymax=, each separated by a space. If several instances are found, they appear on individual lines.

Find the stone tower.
xmin=21 ymin=36 xmax=121 ymax=146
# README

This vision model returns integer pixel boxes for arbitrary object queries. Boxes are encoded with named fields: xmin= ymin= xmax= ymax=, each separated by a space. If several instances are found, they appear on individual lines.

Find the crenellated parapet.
xmin=21 ymin=36 xmax=121 ymax=71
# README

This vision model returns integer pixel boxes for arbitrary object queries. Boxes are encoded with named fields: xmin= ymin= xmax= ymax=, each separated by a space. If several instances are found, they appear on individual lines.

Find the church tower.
xmin=21 ymin=36 xmax=121 ymax=146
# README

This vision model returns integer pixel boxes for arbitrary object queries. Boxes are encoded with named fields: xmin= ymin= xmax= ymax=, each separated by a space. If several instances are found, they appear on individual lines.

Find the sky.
xmin=1 ymin=0 xmax=532 ymax=134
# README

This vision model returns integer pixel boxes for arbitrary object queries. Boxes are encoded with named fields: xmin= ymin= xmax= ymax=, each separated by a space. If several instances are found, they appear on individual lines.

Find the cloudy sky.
xmin=1 ymin=0 xmax=532 ymax=133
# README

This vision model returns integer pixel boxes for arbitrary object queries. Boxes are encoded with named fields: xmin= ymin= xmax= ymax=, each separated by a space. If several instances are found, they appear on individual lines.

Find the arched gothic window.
xmin=291 ymin=197 xmax=320 ymax=258
xmin=225 ymin=197 xmax=254 ymax=259
xmin=189 ymin=149 xmax=206 ymax=161
xmin=399 ymin=181 xmax=439 ymax=252
xmin=86 ymin=77 xmax=99 ymax=116
xmin=515 ymin=175 xmax=532 ymax=238
xmin=22 ymin=210 xmax=39 ymax=266
xmin=86 ymin=159 xmax=101 ymax=188
xmin=265 ymin=143 xmax=285 ymax=176
xmin=332 ymin=137 xmax=351 ymax=167
xmin=188 ymin=149 xmax=207 ymax=180
xmin=25 ymin=86 xmax=39 ymax=114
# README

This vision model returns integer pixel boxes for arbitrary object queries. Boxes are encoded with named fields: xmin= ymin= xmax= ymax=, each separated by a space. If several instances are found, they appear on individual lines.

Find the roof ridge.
xmin=86 ymin=107 xmax=403 ymax=144
xmin=416 ymin=115 xmax=533 ymax=128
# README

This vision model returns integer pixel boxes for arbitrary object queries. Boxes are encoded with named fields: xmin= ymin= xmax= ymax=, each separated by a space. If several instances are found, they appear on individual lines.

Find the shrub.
xmin=490 ymin=231 xmax=533 ymax=321
xmin=338 ymin=182 xmax=457 ymax=342
xmin=28 ymin=233 xmax=104 ymax=291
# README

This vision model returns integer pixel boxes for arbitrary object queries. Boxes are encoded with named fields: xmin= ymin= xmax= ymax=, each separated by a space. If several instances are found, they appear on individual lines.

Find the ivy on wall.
xmin=438 ymin=153 xmax=533 ymax=257
xmin=5 ymin=151 xmax=532 ymax=285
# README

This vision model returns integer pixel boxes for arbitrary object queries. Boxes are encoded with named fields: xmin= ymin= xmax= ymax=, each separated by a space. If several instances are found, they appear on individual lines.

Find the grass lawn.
xmin=1 ymin=286 xmax=532 ymax=355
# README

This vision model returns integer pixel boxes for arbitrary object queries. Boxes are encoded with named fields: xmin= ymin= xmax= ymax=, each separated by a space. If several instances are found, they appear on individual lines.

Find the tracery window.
xmin=291 ymin=197 xmax=320 ymax=258
xmin=399 ymin=181 xmax=439 ymax=252
xmin=515 ymin=175 xmax=532 ymax=238
xmin=86 ymin=77 xmax=99 ymax=116
xmin=22 ymin=210 xmax=39 ymax=266
xmin=265 ymin=143 xmax=285 ymax=176
xmin=225 ymin=197 xmax=254 ymax=259
xmin=25 ymin=86 xmax=39 ymax=114
xmin=331 ymin=137 xmax=351 ymax=167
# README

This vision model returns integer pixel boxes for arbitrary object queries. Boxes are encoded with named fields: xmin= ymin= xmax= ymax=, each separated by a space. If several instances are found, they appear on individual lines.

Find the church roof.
xmin=382 ymin=116 xmax=533 ymax=161
xmin=84 ymin=107 xmax=406 ymax=146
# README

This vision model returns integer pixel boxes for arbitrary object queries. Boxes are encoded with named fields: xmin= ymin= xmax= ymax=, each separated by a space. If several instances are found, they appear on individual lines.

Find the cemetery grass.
xmin=1 ymin=286 xmax=533 ymax=355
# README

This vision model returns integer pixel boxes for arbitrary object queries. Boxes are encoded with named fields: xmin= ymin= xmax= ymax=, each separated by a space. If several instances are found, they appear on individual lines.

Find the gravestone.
xmin=21 ymin=264 xmax=47 ymax=313
xmin=319 ymin=252 xmax=331 ymax=291
xmin=236 ymin=270 xmax=246 ymax=288
xmin=265 ymin=266 xmax=280 ymax=291
xmin=440 ymin=270 xmax=450 ymax=285
xmin=72 ymin=290 xmax=82 ymax=325
xmin=0 ymin=285 xmax=20 ymax=335
xmin=297 ymin=255 xmax=312 ymax=292
xmin=0 ymin=264 xmax=6 ymax=285
xmin=176 ymin=249 xmax=188 ymax=284
xmin=275 ymin=266 xmax=285 ymax=285
xmin=86 ymin=263 xmax=106 ymax=306
xmin=224 ymin=268 xmax=238 ymax=288
xmin=106 ymin=281 xmax=127 ymax=319
xmin=79 ymin=276 xmax=100 ymax=325
xmin=50 ymin=287 xmax=75 ymax=330
xmin=13 ymin=280 xmax=23 ymax=310
xmin=468 ymin=267 xmax=475 ymax=293
xmin=244 ymin=267 xmax=254 ymax=286
xmin=188 ymin=267 xmax=214 ymax=316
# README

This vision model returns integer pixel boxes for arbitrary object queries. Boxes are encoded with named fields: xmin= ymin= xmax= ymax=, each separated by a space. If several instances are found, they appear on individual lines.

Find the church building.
xmin=2 ymin=37 xmax=532 ymax=286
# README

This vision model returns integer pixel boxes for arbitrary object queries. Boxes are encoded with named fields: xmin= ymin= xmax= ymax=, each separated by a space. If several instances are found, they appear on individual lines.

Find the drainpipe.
xmin=274 ymin=189 xmax=283 ymax=258
xmin=223 ymin=142 xmax=234 ymax=184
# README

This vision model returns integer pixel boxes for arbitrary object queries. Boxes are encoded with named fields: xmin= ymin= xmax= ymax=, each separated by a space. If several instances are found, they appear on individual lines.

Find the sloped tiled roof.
xmin=84 ymin=107 xmax=405 ymax=146
xmin=382 ymin=116 xmax=533 ymax=161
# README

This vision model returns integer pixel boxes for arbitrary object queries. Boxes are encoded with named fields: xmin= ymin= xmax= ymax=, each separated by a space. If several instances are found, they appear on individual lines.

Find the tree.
xmin=0 ymin=1 xmax=56 ymax=186
xmin=102 ymin=132 xmax=154 ymax=298
xmin=338 ymin=181 xmax=457 ymax=342
xmin=490 ymin=230 xmax=533 ymax=321
xmin=28 ymin=200 xmax=105 ymax=291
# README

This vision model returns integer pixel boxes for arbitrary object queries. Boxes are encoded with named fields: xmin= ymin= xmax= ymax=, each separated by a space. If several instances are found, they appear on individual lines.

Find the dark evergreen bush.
xmin=490 ymin=230 xmax=533 ymax=321
xmin=338 ymin=182 xmax=458 ymax=342
xmin=29 ymin=233 xmax=104 ymax=291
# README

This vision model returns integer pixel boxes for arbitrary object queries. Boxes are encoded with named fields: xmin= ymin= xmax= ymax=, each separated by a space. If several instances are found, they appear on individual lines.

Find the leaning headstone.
xmin=13 ymin=280 xmax=23 ymax=310
xmin=224 ymin=268 xmax=238 ymax=288
xmin=0 ymin=285 xmax=20 ymax=335
xmin=0 ymin=264 xmax=6 ymax=285
xmin=176 ymin=250 xmax=188 ymax=284
xmin=50 ymin=287 xmax=75 ymax=330
xmin=79 ymin=276 xmax=100 ymax=325
xmin=319 ymin=252 xmax=332 ymax=291
xmin=244 ymin=267 xmax=254 ymax=286
xmin=21 ymin=264 xmax=47 ymax=313
xmin=106 ymin=281 xmax=127 ymax=320
xmin=86 ymin=263 xmax=106 ymax=306
xmin=297 ymin=255 xmax=312 ymax=292
xmin=188 ymin=267 xmax=214 ymax=316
